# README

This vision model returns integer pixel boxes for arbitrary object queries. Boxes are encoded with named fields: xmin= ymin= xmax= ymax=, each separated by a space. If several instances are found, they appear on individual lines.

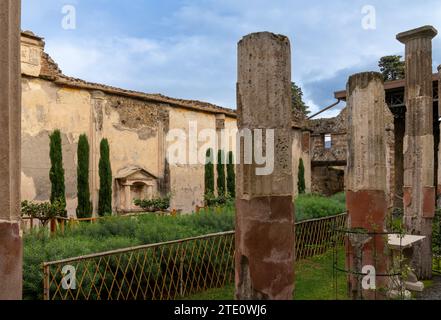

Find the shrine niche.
xmin=115 ymin=166 xmax=158 ymax=213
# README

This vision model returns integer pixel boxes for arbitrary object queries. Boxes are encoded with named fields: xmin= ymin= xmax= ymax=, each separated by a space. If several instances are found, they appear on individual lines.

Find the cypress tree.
xmin=298 ymin=158 xmax=306 ymax=194
xmin=49 ymin=129 xmax=66 ymax=216
xmin=76 ymin=134 xmax=92 ymax=218
xmin=217 ymin=149 xmax=226 ymax=196
xmin=98 ymin=138 xmax=112 ymax=216
xmin=204 ymin=148 xmax=215 ymax=195
xmin=227 ymin=151 xmax=236 ymax=198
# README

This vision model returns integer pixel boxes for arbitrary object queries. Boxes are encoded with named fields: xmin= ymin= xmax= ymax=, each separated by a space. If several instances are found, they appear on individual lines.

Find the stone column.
xmin=0 ymin=0 xmax=22 ymax=300
xmin=397 ymin=26 xmax=438 ymax=280
xmin=437 ymin=65 xmax=441 ymax=209
xmin=346 ymin=72 xmax=388 ymax=299
xmin=235 ymin=32 xmax=294 ymax=300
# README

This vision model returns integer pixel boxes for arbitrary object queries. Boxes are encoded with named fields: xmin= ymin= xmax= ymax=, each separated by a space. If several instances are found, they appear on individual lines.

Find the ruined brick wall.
xmin=309 ymin=108 xmax=347 ymax=195
xmin=309 ymin=105 xmax=395 ymax=207
xmin=309 ymin=108 xmax=347 ymax=165
xmin=311 ymin=166 xmax=345 ymax=196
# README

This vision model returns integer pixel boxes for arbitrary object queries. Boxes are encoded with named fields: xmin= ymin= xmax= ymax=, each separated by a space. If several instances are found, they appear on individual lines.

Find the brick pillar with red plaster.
xmin=397 ymin=26 xmax=438 ymax=280
xmin=0 ymin=0 xmax=23 ymax=300
xmin=235 ymin=32 xmax=294 ymax=300
xmin=346 ymin=72 xmax=388 ymax=300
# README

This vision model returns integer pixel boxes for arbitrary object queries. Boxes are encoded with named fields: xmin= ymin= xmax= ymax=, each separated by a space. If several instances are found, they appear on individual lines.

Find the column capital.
xmin=396 ymin=25 xmax=438 ymax=44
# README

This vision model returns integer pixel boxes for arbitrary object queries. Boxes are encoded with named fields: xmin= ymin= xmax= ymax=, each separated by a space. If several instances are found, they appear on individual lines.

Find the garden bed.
xmin=24 ymin=194 xmax=346 ymax=300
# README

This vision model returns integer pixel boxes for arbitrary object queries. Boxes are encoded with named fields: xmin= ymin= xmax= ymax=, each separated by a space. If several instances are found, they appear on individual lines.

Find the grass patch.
xmin=185 ymin=249 xmax=347 ymax=300
xmin=295 ymin=193 xmax=346 ymax=222
xmin=24 ymin=205 xmax=234 ymax=300
xmin=24 ymin=195 xmax=347 ymax=300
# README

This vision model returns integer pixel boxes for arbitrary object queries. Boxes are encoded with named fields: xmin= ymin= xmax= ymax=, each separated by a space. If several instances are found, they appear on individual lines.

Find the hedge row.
xmin=24 ymin=205 xmax=235 ymax=300
xmin=24 ymin=194 xmax=346 ymax=299
xmin=295 ymin=193 xmax=346 ymax=222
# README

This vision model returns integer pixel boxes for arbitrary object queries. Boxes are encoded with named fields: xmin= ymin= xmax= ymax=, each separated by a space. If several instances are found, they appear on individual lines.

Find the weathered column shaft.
xmin=397 ymin=26 xmax=438 ymax=279
xmin=235 ymin=32 xmax=294 ymax=300
xmin=0 ymin=0 xmax=23 ymax=300
xmin=346 ymin=72 xmax=388 ymax=299
xmin=437 ymin=65 xmax=441 ymax=208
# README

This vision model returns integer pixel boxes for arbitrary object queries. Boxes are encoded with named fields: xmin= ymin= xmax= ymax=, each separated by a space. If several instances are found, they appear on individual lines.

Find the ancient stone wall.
xmin=19 ymin=30 xmax=313 ymax=215
xmin=311 ymin=166 xmax=344 ymax=196
xmin=19 ymin=32 xmax=237 ymax=215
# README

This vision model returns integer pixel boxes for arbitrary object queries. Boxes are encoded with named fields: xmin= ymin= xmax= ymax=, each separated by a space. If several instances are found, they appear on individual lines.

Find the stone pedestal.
xmin=397 ymin=25 xmax=438 ymax=280
xmin=0 ymin=0 xmax=23 ymax=300
xmin=345 ymin=72 xmax=388 ymax=299
xmin=235 ymin=32 xmax=294 ymax=300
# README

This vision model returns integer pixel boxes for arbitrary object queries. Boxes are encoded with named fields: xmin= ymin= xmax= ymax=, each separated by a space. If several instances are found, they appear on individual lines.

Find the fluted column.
xmin=0 ymin=0 xmax=23 ymax=300
xmin=397 ymin=25 xmax=438 ymax=279
xmin=346 ymin=72 xmax=388 ymax=299
xmin=235 ymin=32 xmax=294 ymax=300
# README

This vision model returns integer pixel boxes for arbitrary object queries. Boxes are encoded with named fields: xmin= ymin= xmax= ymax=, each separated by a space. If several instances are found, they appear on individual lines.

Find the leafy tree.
xmin=98 ymin=138 xmax=112 ymax=216
xmin=298 ymin=158 xmax=306 ymax=194
xmin=217 ymin=150 xmax=226 ymax=196
xmin=378 ymin=55 xmax=405 ymax=81
xmin=21 ymin=199 xmax=66 ymax=227
xmin=291 ymin=82 xmax=310 ymax=116
xmin=227 ymin=151 xmax=236 ymax=198
xmin=204 ymin=148 xmax=215 ymax=196
xmin=76 ymin=134 xmax=92 ymax=218
xmin=49 ymin=129 xmax=66 ymax=216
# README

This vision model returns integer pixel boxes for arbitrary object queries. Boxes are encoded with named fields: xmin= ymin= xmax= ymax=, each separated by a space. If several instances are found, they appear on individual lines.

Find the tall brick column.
xmin=235 ymin=32 xmax=294 ymax=300
xmin=397 ymin=26 xmax=438 ymax=280
xmin=346 ymin=72 xmax=388 ymax=299
xmin=0 ymin=0 xmax=23 ymax=300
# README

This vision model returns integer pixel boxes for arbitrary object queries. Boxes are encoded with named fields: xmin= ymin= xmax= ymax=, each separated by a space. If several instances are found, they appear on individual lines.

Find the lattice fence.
xmin=43 ymin=213 xmax=347 ymax=300
xmin=295 ymin=213 xmax=347 ymax=260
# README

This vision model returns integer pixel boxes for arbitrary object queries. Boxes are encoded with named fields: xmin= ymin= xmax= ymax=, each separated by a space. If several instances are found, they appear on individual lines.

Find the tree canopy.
xmin=378 ymin=55 xmax=405 ymax=81
xmin=291 ymin=82 xmax=310 ymax=116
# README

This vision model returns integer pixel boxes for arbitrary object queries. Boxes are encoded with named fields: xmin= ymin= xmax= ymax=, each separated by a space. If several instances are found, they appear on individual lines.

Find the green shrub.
xmin=204 ymin=149 xmax=215 ymax=196
xmin=24 ymin=194 xmax=346 ymax=299
xmin=204 ymin=192 xmax=233 ymax=208
xmin=134 ymin=195 xmax=171 ymax=212
xmin=23 ymin=207 xmax=235 ymax=300
xmin=21 ymin=199 xmax=66 ymax=226
xmin=217 ymin=150 xmax=226 ymax=196
xmin=295 ymin=194 xmax=346 ymax=222
xmin=49 ymin=129 xmax=66 ymax=216
xmin=330 ymin=192 xmax=346 ymax=205
xmin=76 ymin=134 xmax=92 ymax=218
xmin=298 ymin=158 xmax=306 ymax=194
xmin=98 ymin=138 xmax=112 ymax=216
xmin=434 ymin=208 xmax=441 ymax=256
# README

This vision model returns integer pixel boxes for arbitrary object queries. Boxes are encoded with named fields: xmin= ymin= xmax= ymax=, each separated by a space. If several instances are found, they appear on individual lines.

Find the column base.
xmin=0 ymin=221 xmax=22 ymax=300
xmin=235 ymin=196 xmax=294 ymax=300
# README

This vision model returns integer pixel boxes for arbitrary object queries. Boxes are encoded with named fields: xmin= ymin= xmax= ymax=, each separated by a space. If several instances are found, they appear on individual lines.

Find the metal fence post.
xmin=43 ymin=264 xmax=50 ymax=300
xmin=179 ymin=247 xmax=184 ymax=297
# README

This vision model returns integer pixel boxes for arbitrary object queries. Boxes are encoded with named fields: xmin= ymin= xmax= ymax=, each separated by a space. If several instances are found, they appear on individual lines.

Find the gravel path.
xmin=415 ymin=275 xmax=441 ymax=300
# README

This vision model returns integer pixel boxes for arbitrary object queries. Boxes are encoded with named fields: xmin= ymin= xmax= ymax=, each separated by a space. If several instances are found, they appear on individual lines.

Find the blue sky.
xmin=22 ymin=0 xmax=441 ymax=117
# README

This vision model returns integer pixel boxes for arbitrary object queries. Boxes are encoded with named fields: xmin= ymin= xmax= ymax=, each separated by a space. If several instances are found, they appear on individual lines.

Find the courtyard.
xmin=2 ymin=1 xmax=441 ymax=306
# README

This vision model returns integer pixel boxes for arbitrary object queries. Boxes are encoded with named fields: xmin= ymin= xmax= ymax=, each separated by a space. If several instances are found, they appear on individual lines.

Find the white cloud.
xmin=26 ymin=0 xmax=441 ymax=117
